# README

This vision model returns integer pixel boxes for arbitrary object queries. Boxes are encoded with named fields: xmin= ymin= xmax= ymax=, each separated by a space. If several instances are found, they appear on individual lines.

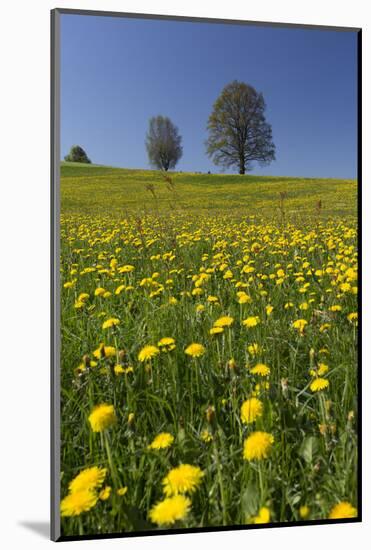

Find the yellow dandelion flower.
xmin=213 ymin=315 xmax=234 ymax=328
xmin=240 ymin=397 xmax=263 ymax=424
xmin=148 ymin=432 xmax=174 ymax=450
xmin=200 ymin=430 xmax=213 ymax=443
xmin=119 ymin=264 xmax=135 ymax=273
xmin=250 ymin=363 xmax=270 ymax=377
xmin=99 ymin=486 xmax=112 ymax=501
xmin=162 ymin=464 xmax=204 ymax=496
xmin=347 ymin=312 xmax=358 ymax=324
xmin=117 ymin=486 xmax=128 ymax=496
xmin=63 ymin=281 xmax=75 ymax=289
xmin=149 ymin=495 xmax=191 ymax=526
xmin=292 ymin=319 xmax=308 ymax=334
xmin=93 ymin=344 xmax=116 ymax=359
xmin=88 ymin=404 xmax=116 ymax=432
xmin=138 ymin=345 xmax=160 ymax=362
xmin=243 ymin=431 xmax=274 ymax=461
xmin=185 ymin=343 xmax=205 ymax=357
xmin=61 ymin=490 xmax=98 ymax=517
xmin=94 ymin=287 xmax=106 ymax=296
xmin=317 ymin=363 xmax=329 ymax=376
xmin=247 ymin=343 xmax=262 ymax=356
xmin=253 ymin=506 xmax=270 ymax=524
xmin=237 ymin=291 xmax=251 ymax=304
xmin=114 ymin=365 xmax=125 ymax=375
xmin=299 ymin=505 xmax=310 ymax=519
xmin=102 ymin=317 xmax=120 ymax=330
xmin=242 ymin=316 xmax=260 ymax=328
xmin=310 ymin=378 xmax=329 ymax=392
xmin=265 ymin=305 xmax=273 ymax=316
xmin=68 ymin=466 xmax=107 ymax=494
xmin=328 ymin=501 xmax=357 ymax=519
xmin=115 ymin=284 xmax=125 ymax=295
xmin=329 ymin=305 xmax=342 ymax=312
xmin=196 ymin=304 xmax=205 ymax=312
xmin=319 ymin=323 xmax=331 ymax=333
xmin=158 ymin=337 xmax=176 ymax=352
xmin=210 ymin=326 xmax=224 ymax=335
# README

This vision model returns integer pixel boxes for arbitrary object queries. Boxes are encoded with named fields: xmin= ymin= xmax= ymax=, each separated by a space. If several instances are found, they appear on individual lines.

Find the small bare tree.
xmin=145 ymin=115 xmax=183 ymax=171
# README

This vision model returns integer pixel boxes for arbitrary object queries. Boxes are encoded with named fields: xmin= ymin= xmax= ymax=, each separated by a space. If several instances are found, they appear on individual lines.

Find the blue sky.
xmin=61 ymin=14 xmax=358 ymax=178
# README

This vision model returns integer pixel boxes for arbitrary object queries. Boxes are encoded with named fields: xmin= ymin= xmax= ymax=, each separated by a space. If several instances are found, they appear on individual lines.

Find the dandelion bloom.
xmin=237 ymin=291 xmax=251 ymax=304
xmin=149 ymin=495 xmax=191 ymax=526
xmin=347 ymin=312 xmax=358 ymax=324
xmin=292 ymin=319 xmax=308 ymax=334
xmin=93 ymin=344 xmax=116 ymax=359
xmin=242 ymin=316 xmax=260 ymax=328
xmin=88 ymin=404 xmax=117 ymax=432
xmin=61 ymin=490 xmax=99 ymax=517
xmin=117 ymin=486 xmax=128 ymax=496
xmin=213 ymin=315 xmax=234 ymax=328
xmin=299 ymin=505 xmax=310 ymax=519
xmin=310 ymin=378 xmax=329 ymax=392
xmin=119 ymin=264 xmax=135 ymax=273
xmin=185 ymin=343 xmax=205 ymax=358
xmin=328 ymin=501 xmax=357 ymax=519
xmin=162 ymin=464 xmax=204 ymax=496
xmin=243 ymin=431 xmax=274 ymax=461
xmin=94 ymin=287 xmax=106 ymax=296
xmin=158 ymin=337 xmax=176 ymax=352
xmin=102 ymin=317 xmax=120 ymax=330
xmin=240 ymin=397 xmax=263 ymax=424
xmin=250 ymin=363 xmax=271 ymax=377
xmin=210 ymin=327 xmax=224 ymax=335
xmin=253 ymin=506 xmax=270 ymax=524
xmin=317 ymin=363 xmax=329 ymax=376
xmin=247 ymin=343 xmax=262 ymax=356
xmin=138 ymin=345 xmax=160 ymax=362
xmin=99 ymin=486 xmax=112 ymax=501
xmin=68 ymin=466 xmax=107 ymax=494
xmin=201 ymin=430 xmax=213 ymax=443
xmin=148 ymin=432 xmax=174 ymax=450
xmin=265 ymin=305 xmax=273 ymax=316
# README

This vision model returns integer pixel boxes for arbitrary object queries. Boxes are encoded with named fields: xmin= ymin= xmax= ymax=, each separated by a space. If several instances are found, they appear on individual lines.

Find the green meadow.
xmin=59 ymin=162 xmax=358 ymax=536
xmin=61 ymin=162 xmax=357 ymax=219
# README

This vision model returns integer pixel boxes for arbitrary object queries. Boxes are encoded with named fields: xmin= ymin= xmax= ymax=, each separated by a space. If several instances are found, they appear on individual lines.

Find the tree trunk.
xmin=239 ymin=155 xmax=245 ymax=175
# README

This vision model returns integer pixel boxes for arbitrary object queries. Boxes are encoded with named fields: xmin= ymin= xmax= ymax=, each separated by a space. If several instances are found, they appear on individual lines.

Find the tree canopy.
xmin=145 ymin=116 xmax=183 ymax=171
xmin=206 ymin=80 xmax=275 ymax=174
xmin=64 ymin=145 xmax=91 ymax=164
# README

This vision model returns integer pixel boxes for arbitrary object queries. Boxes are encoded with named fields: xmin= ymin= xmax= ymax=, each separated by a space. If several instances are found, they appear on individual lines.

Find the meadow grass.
xmin=59 ymin=162 xmax=358 ymax=535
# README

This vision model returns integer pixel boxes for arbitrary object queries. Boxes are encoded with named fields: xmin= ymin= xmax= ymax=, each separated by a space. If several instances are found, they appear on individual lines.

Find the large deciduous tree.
xmin=145 ymin=115 xmax=183 ymax=171
xmin=206 ymin=81 xmax=275 ymax=174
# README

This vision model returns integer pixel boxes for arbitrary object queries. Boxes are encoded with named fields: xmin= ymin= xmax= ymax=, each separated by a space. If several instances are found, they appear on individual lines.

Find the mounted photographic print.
xmin=51 ymin=8 xmax=361 ymax=541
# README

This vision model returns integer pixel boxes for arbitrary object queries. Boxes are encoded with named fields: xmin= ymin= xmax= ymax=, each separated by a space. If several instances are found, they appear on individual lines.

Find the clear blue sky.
xmin=60 ymin=14 xmax=358 ymax=178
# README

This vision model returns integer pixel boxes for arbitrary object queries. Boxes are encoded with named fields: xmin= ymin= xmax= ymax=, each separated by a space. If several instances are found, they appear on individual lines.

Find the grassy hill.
xmin=60 ymin=161 xmax=357 ymax=220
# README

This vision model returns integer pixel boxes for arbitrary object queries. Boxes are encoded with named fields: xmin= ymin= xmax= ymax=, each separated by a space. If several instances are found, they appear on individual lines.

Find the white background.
xmin=0 ymin=0 xmax=369 ymax=548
